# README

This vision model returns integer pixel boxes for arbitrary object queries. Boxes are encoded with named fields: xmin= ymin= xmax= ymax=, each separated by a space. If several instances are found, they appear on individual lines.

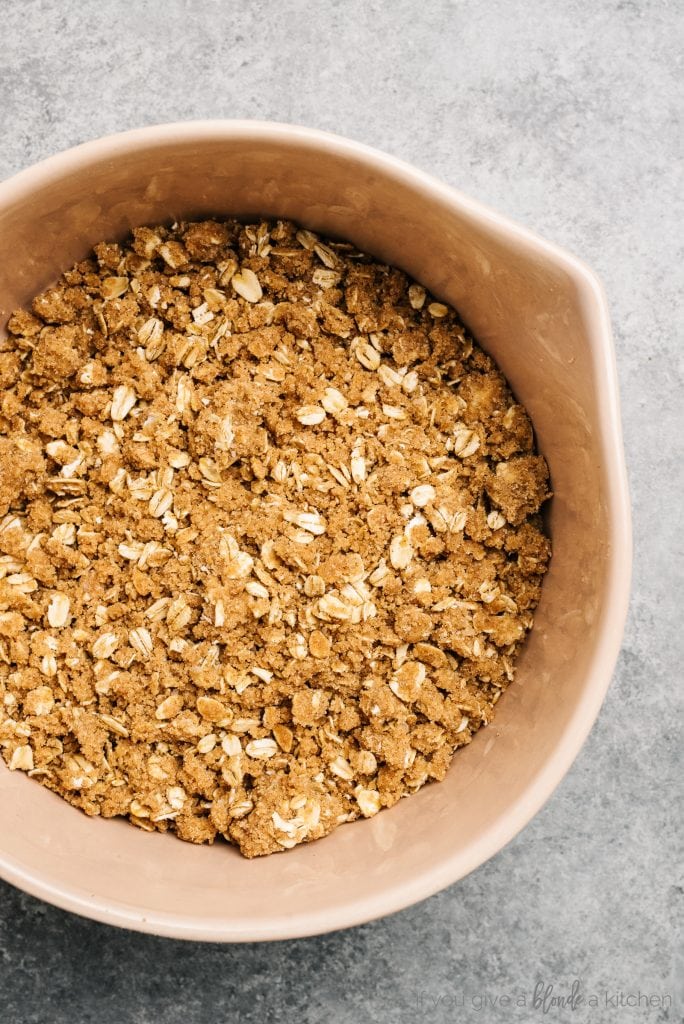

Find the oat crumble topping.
xmin=0 ymin=219 xmax=551 ymax=856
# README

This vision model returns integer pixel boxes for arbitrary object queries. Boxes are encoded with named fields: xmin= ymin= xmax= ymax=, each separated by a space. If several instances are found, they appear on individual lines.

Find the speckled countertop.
xmin=0 ymin=2 xmax=681 ymax=1022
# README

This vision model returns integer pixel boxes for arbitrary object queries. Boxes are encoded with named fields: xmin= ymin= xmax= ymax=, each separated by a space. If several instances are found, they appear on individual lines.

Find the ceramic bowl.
xmin=0 ymin=122 xmax=631 ymax=941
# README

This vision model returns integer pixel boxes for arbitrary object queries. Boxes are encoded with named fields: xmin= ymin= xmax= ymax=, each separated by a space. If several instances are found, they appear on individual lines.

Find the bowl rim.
xmin=0 ymin=119 xmax=632 ymax=941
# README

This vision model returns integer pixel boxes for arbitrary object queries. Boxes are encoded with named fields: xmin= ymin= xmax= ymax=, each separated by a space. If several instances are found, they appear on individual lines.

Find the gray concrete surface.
xmin=0 ymin=0 xmax=681 ymax=1021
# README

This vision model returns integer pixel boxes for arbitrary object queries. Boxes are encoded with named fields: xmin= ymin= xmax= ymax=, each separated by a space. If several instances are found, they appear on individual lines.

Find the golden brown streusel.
xmin=0 ymin=219 xmax=551 ymax=856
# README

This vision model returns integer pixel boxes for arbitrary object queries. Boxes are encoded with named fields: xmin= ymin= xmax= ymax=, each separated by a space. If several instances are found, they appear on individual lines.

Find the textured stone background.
xmin=0 ymin=1 xmax=681 ymax=1021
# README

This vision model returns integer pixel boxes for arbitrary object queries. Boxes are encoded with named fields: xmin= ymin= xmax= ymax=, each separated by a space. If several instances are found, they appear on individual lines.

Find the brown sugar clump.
xmin=31 ymin=325 xmax=84 ymax=380
xmin=0 ymin=219 xmax=551 ymax=857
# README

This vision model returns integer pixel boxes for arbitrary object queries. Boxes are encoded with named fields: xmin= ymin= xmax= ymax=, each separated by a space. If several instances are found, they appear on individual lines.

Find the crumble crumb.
xmin=0 ymin=218 xmax=551 ymax=856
